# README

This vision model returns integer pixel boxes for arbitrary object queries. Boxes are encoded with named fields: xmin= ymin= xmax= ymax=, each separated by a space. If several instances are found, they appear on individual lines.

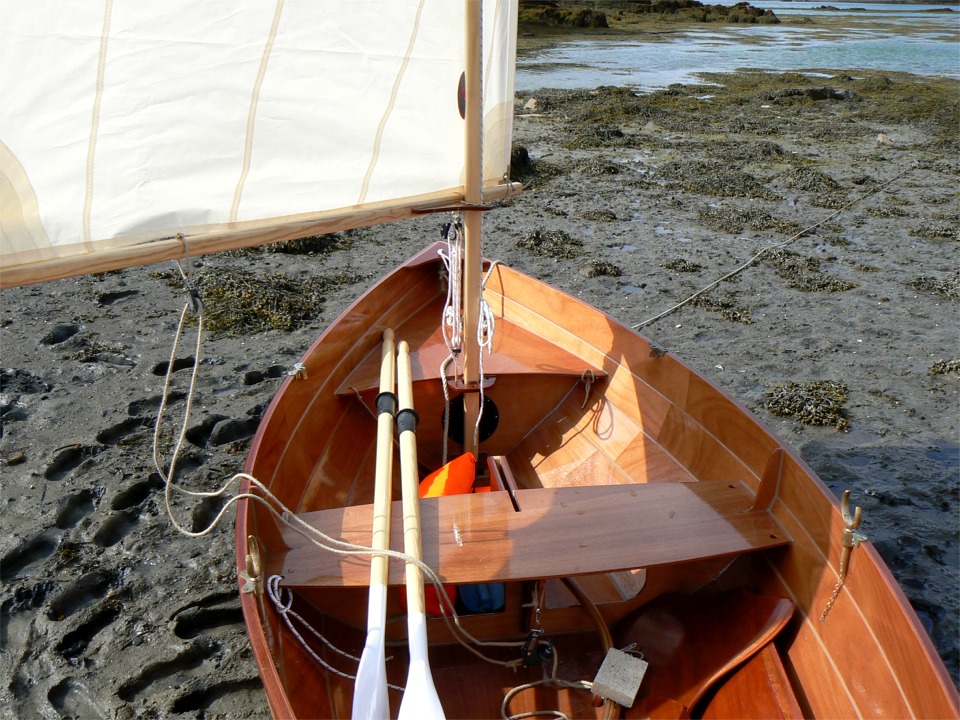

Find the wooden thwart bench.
xmin=268 ymin=481 xmax=789 ymax=588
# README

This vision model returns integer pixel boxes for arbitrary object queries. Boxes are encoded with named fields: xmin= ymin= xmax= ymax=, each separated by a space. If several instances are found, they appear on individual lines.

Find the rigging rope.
xmin=632 ymin=163 xmax=917 ymax=330
xmin=501 ymin=647 xmax=594 ymax=720
xmin=437 ymin=221 xmax=500 ymax=458
xmin=439 ymin=221 xmax=464 ymax=465
xmin=153 ymin=275 xmax=523 ymax=672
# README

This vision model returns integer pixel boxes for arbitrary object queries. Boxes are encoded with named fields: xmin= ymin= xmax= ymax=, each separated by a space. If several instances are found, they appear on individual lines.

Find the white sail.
xmin=0 ymin=0 xmax=518 ymax=288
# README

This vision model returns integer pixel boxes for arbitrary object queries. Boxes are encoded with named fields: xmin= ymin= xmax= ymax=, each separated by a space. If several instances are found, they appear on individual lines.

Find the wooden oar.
xmin=352 ymin=329 xmax=397 ymax=719
xmin=396 ymin=340 xmax=446 ymax=720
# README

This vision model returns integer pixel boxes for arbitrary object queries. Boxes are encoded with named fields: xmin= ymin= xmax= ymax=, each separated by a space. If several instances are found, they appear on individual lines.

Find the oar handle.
xmin=353 ymin=329 xmax=397 ymax=720
xmin=397 ymin=341 xmax=427 ymax=614
xmin=369 ymin=328 xmax=396 ymax=587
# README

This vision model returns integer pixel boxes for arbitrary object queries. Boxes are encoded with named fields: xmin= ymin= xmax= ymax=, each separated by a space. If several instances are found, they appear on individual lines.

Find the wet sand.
xmin=2 ymin=68 xmax=957 ymax=717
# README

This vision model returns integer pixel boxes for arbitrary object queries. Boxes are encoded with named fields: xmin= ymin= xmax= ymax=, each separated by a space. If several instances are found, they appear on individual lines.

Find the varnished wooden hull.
xmin=237 ymin=245 xmax=958 ymax=719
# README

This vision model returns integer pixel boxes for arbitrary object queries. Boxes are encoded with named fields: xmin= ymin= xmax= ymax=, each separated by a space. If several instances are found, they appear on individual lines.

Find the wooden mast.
xmin=461 ymin=0 xmax=483 ymax=458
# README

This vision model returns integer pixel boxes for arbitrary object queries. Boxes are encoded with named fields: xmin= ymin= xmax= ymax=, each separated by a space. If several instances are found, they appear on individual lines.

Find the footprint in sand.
xmin=95 ymin=417 xmax=153 ymax=446
xmin=44 ymin=445 xmax=103 ymax=482
xmin=54 ymin=489 xmax=97 ymax=529
xmin=47 ymin=677 xmax=110 ymax=719
xmin=127 ymin=391 xmax=186 ymax=416
xmin=0 ymin=529 xmax=60 ymax=581
xmin=39 ymin=323 xmax=82 ymax=346
xmin=96 ymin=289 xmax=140 ymax=306
xmin=92 ymin=510 xmax=139 ymax=548
xmin=151 ymin=356 xmax=196 ymax=376
xmin=55 ymin=597 xmax=124 ymax=660
xmin=46 ymin=568 xmax=116 ymax=622
xmin=116 ymin=637 xmax=219 ymax=702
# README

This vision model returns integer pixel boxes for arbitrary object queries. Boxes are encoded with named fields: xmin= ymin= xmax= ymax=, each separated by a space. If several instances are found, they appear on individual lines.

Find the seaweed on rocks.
xmin=701 ymin=139 xmax=787 ymax=165
xmin=562 ymin=123 xmax=628 ymax=149
xmin=580 ymin=260 xmax=622 ymax=277
xmin=764 ymin=380 xmax=850 ymax=430
xmin=575 ymin=158 xmax=622 ymax=176
xmin=763 ymin=87 xmax=854 ymax=104
xmin=910 ymin=222 xmax=959 ymax=242
xmin=698 ymin=206 xmax=802 ymax=235
xmin=510 ymin=145 xmax=537 ymax=183
xmin=160 ymin=266 xmax=363 ymax=336
xmin=533 ymin=0 xmax=782 ymax=28
xmin=519 ymin=4 xmax=609 ymax=29
xmin=691 ymin=292 xmax=753 ymax=324
xmin=578 ymin=209 xmax=619 ymax=222
xmin=766 ymin=249 xmax=856 ymax=292
xmin=228 ymin=231 xmax=353 ymax=257
xmin=663 ymin=258 xmax=704 ymax=273
xmin=511 ymin=150 xmax=566 ymax=186
xmin=864 ymin=203 xmax=911 ymax=219
xmin=907 ymin=273 xmax=960 ymax=302
xmin=930 ymin=358 xmax=960 ymax=377
xmin=659 ymin=161 xmax=780 ymax=200
xmin=778 ymin=167 xmax=845 ymax=194
xmin=930 ymin=358 xmax=960 ymax=376
xmin=517 ymin=229 xmax=584 ymax=258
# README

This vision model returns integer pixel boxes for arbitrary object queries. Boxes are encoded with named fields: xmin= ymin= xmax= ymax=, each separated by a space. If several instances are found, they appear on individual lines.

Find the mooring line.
xmin=632 ymin=162 xmax=917 ymax=331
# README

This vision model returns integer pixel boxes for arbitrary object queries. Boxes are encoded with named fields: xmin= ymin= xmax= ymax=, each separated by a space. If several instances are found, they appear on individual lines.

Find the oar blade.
xmin=397 ymin=611 xmax=445 ymax=720
xmin=353 ymin=627 xmax=389 ymax=719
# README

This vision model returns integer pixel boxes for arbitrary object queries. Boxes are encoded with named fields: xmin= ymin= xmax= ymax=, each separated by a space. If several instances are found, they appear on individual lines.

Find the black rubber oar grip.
xmin=396 ymin=408 xmax=419 ymax=434
xmin=376 ymin=391 xmax=398 ymax=416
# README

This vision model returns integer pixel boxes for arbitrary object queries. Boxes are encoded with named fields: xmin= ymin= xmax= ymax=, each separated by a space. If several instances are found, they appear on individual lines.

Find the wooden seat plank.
xmin=267 ymin=482 xmax=789 ymax=588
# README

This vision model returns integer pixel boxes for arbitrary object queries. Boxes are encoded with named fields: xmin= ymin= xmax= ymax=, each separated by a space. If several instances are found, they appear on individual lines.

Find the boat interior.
xmin=238 ymin=248 xmax=956 ymax=719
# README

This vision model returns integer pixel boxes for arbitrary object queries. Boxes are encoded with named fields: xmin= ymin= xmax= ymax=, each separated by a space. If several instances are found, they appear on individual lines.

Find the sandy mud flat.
xmin=2 ymin=68 xmax=957 ymax=717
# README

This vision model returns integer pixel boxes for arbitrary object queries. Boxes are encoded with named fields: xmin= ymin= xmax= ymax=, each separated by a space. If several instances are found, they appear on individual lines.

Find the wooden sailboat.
xmin=233 ymin=4 xmax=957 ymax=719
xmin=2 ymin=1 xmax=956 ymax=718
xmin=236 ymin=241 xmax=958 ymax=718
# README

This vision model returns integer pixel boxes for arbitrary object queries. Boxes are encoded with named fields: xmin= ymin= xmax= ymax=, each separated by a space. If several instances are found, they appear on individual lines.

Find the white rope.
xmin=473 ymin=260 xmax=500 ymax=448
xmin=440 ymin=353 xmax=456 ymax=465
xmin=264 ymin=575 xmax=407 ymax=692
xmin=438 ymin=223 xmax=464 ymax=360
xmin=439 ymin=221 xmax=465 ymax=465
xmin=152 ymin=274 xmax=523 ymax=668
xmin=501 ymin=646 xmax=594 ymax=720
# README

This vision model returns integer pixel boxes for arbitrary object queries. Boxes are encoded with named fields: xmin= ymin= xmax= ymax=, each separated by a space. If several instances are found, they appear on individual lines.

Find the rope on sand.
xmin=632 ymin=162 xmax=917 ymax=331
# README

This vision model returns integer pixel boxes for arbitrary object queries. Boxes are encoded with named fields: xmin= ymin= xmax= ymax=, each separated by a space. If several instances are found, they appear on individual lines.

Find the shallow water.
xmin=517 ymin=2 xmax=960 ymax=90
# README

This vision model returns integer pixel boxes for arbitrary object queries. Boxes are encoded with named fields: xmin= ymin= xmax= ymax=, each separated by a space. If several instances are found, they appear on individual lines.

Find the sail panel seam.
xmin=231 ymin=0 xmax=285 ymax=223
xmin=83 ymin=0 xmax=114 ymax=246
xmin=356 ymin=0 xmax=427 ymax=207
